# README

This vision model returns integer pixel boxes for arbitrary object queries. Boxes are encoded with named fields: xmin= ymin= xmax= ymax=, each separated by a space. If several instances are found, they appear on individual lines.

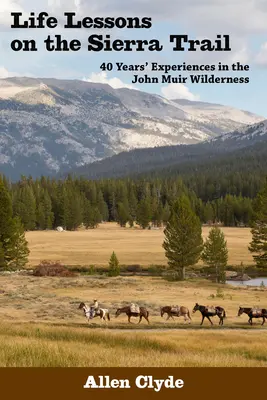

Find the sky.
xmin=1 ymin=0 xmax=267 ymax=117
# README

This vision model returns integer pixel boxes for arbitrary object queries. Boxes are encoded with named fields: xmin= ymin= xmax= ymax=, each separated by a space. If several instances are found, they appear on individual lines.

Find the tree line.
xmin=0 ymin=172 xmax=266 ymax=279
xmin=0 ymin=174 xmax=261 ymax=232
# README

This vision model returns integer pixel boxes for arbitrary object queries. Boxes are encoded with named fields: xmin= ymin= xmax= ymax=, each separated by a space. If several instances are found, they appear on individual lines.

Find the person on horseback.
xmin=88 ymin=299 xmax=99 ymax=319
xmin=93 ymin=299 xmax=99 ymax=311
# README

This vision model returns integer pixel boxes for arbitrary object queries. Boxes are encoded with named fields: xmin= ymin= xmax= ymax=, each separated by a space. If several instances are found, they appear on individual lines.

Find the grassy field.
xmin=0 ymin=323 xmax=267 ymax=367
xmin=0 ymin=273 xmax=267 ymax=366
xmin=25 ymin=223 xmax=253 ymax=267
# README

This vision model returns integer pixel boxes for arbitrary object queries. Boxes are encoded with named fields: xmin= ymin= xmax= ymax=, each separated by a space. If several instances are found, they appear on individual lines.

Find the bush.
xmin=33 ymin=260 xmax=76 ymax=277
xmin=125 ymin=264 xmax=142 ymax=273
xmin=147 ymin=265 xmax=165 ymax=276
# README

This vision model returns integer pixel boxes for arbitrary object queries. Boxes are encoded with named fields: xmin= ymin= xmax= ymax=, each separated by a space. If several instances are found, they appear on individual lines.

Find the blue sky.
xmin=1 ymin=1 xmax=267 ymax=117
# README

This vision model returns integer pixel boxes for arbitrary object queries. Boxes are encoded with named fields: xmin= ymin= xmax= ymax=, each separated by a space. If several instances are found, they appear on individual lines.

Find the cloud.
xmin=229 ymin=49 xmax=249 ymax=65
xmin=255 ymin=42 xmax=267 ymax=67
xmin=161 ymin=83 xmax=199 ymax=101
xmin=2 ymin=1 xmax=267 ymax=34
xmin=85 ymin=71 xmax=136 ymax=90
xmin=0 ymin=0 xmax=25 ymax=27
xmin=0 ymin=66 xmax=20 ymax=78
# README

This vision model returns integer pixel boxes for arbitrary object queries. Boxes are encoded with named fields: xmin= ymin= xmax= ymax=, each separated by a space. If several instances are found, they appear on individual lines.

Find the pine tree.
xmin=84 ymin=201 xmax=102 ymax=229
xmin=162 ymin=202 xmax=171 ymax=226
xmin=15 ymin=185 xmax=36 ymax=230
xmin=0 ymin=178 xmax=15 ymax=269
xmin=117 ymin=202 xmax=129 ymax=227
xmin=108 ymin=251 xmax=120 ymax=276
xmin=201 ymin=226 xmax=228 ymax=283
xmin=0 ymin=242 xmax=5 ymax=269
xmin=0 ymin=179 xmax=30 ymax=270
xmin=5 ymin=217 xmax=30 ymax=270
xmin=65 ymin=190 xmax=83 ymax=231
xmin=128 ymin=187 xmax=138 ymax=224
xmin=42 ymin=190 xmax=54 ymax=229
xmin=97 ymin=191 xmax=109 ymax=221
xmin=249 ymin=180 xmax=267 ymax=269
xmin=136 ymin=198 xmax=151 ymax=229
xmin=163 ymin=195 xmax=203 ymax=280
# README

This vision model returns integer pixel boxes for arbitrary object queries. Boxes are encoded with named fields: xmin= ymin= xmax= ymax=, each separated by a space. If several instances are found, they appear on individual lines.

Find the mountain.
xmin=209 ymin=119 xmax=267 ymax=149
xmin=67 ymin=119 xmax=267 ymax=180
xmin=0 ymin=77 xmax=264 ymax=180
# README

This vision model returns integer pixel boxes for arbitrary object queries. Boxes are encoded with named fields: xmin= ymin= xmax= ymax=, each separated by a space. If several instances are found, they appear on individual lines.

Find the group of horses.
xmin=78 ymin=302 xmax=267 ymax=326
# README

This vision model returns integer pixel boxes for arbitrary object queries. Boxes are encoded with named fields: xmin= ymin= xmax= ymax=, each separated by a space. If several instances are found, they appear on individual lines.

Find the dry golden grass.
xmin=0 ymin=324 xmax=267 ymax=367
xmin=0 ymin=274 xmax=266 ymax=327
xmin=0 ymin=274 xmax=267 ymax=366
xmin=25 ymin=223 xmax=253 ymax=267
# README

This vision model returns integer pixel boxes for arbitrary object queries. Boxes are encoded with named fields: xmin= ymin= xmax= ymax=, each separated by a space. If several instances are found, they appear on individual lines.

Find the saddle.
xmin=205 ymin=306 xmax=216 ymax=314
xmin=130 ymin=303 xmax=140 ymax=313
xmin=251 ymin=308 xmax=262 ymax=317
xmin=171 ymin=305 xmax=180 ymax=314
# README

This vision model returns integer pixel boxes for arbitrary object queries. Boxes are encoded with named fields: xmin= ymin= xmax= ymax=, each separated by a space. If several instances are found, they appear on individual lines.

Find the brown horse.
xmin=160 ymin=306 xmax=191 ymax=323
xmin=193 ymin=303 xmax=226 ymax=326
xmin=115 ymin=306 xmax=150 ymax=324
xmin=238 ymin=307 xmax=267 ymax=326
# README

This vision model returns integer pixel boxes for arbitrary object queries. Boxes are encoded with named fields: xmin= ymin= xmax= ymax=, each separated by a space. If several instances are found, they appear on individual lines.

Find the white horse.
xmin=78 ymin=302 xmax=110 ymax=323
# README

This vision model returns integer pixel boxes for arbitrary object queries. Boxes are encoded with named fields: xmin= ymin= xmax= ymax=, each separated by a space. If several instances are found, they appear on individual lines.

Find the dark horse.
xmin=193 ymin=303 xmax=226 ymax=326
xmin=115 ymin=306 xmax=150 ymax=324
xmin=160 ymin=306 xmax=191 ymax=323
xmin=238 ymin=307 xmax=267 ymax=326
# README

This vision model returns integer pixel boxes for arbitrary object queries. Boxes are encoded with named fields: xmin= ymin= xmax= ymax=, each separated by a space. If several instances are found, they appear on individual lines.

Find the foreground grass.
xmin=0 ymin=323 xmax=266 ymax=367
xmin=1 ymin=275 xmax=267 ymax=366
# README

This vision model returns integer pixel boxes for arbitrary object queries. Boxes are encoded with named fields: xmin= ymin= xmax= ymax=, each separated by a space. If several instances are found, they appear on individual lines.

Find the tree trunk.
xmin=181 ymin=266 xmax=186 ymax=280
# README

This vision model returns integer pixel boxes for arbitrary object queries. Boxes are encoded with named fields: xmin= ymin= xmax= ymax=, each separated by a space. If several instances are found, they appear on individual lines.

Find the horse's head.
xmin=78 ymin=302 xmax=85 ymax=310
xmin=115 ymin=308 xmax=121 ymax=318
xmin=192 ymin=303 xmax=199 ymax=313
xmin=238 ymin=307 xmax=244 ymax=317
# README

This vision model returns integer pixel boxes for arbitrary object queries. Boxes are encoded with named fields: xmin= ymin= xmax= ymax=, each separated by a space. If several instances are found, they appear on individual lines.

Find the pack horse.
xmin=193 ymin=303 xmax=226 ymax=325
xmin=238 ymin=307 xmax=267 ymax=326
xmin=160 ymin=305 xmax=191 ymax=323
xmin=115 ymin=303 xmax=150 ymax=324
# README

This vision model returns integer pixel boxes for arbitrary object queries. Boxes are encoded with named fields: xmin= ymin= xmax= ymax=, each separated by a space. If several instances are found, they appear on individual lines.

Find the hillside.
xmin=66 ymin=120 xmax=267 ymax=180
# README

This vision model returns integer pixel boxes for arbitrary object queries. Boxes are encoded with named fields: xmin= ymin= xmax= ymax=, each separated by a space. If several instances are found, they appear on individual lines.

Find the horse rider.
xmin=93 ymin=299 xmax=99 ymax=312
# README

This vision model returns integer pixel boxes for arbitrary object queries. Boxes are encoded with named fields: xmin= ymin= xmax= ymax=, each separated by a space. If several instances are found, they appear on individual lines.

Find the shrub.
xmin=33 ymin=260 xmax=76 ymax=277
xmin=125 ymin=264 xmax=142 ymax=273
xmin=147 ymin=265 xmax=166 ymax=276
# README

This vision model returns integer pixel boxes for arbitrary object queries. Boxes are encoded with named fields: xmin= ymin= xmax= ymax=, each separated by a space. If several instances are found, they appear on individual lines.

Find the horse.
xmin=192 ymin=303 xmax=226 ymax=326
xmin=238 ymin=307 xmax=267 ymax=326
xmin=78 ymin=302 xmax=110 ymax=323
xmin=115 ymin=305 xmax=150 ymax=324
xmin=160 ymin=305 xmax=191 ymax=323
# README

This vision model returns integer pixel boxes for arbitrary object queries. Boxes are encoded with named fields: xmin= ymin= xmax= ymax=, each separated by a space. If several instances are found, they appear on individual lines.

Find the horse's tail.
xmin=107 ymin=312 xmax=111 ymax=321
xmin=223 ymin=310 xmax=226 ymax=318
xmin=146 ymin=310 xmax=149 ymax=318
